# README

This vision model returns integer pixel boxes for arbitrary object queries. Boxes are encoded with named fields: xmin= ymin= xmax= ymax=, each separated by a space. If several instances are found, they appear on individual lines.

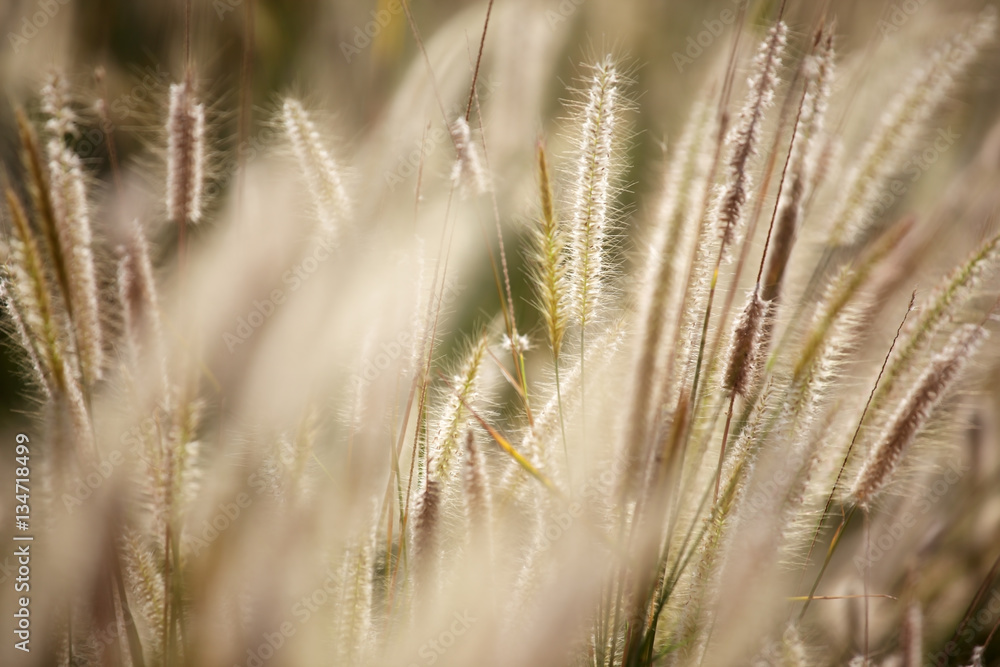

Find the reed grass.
xmin=3 ymin=3 xmax=1000 ymax=666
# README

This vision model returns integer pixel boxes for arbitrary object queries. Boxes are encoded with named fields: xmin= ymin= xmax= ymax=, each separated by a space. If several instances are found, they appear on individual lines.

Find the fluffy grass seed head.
xmin=118 ymin=219 xmax=163 ymax=352
xmin=430 ymin=332 xmax=489 ymax=481
xmin=334 ymin=519 xmax=377 ymax=664
xmin=449 ymin=115 xmax=489 ymax=196
xmin=799 ymin=26 xmax=835 ymax=178
xmin=281 ymin=97 xmax=351 ymax=239
xmin=531 ymin=141 xmax=569 ymax=358
xmin=724 ymin=289 xmax=768 ymax=396
xmin=850 ymin=323 xmax=986 ymax=507
xmin=117 ymin=219 xmax=169 ymax=401
xmin=35 ymin=73 xmax=105 ymax=385
xmin=866 ymin=232 xmax=1000 ymax=429
xmin=966 ymin=646 xmax=986 ymax=667
xmin=46 ymin=137 xmax=103 ymax=384
xmin=765 ymin=26 xmax=835 ymax=301
xmin=716 ymin=21 xmax=787 ymax=261
xmin=462 ymin=428 xmax=493 ymax=536
xmin=121 ymin=529 xmax=166 ymax=657
xmin=4 ymin=192 xmax=93 ymax=459
xmin=413 ymin=457 xmax=442 ymax=587
xmin=40 ymin=71 xmax=77 ymax=138
xmin=826 ymin=9 xmax=996 ymax=246
xmin=0 ymin=273 xmax=51 ymax=398
xmin=3 ymin=202 xmax=53 ymax=393
xmin=568 ymin=55 xmax=625 ymax=329
xmin=166 ymin=77 xmax=206 ymax=225
xmin=4 ymin=188 xmax=74 ymax=397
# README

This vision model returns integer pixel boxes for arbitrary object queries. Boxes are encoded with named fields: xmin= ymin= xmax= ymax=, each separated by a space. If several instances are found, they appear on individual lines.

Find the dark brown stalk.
xmin=464 ymin=0 xmax=494 ymax=122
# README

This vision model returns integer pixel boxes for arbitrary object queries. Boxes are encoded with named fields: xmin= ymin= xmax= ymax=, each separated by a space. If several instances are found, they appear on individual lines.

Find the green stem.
xmin=799 ymin=505 xmax=857 ymax=620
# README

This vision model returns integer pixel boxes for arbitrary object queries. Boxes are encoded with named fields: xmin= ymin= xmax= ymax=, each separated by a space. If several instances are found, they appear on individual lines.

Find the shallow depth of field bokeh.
xmin=2 ymin=0 xmax=1000 ymax=666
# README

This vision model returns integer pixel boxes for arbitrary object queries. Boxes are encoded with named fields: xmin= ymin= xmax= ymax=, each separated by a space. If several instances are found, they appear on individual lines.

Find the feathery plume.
xmin=850 ymin=324 xmax=986 ymax=507
xmin=462 ymin=428 xmax=492 ymax=527
xmin=41 ymin=71 xmax=77 ymax=138
xmin=714 ymin=287 xmax=768 ymax=503
xmin=47 ymin=138 xmax=103 ymax=384
xmin=799 ymin=27 xmax=835 ymax=183
xmin=291 ymin=407 xmax=321 ymax=496
xmin=166 ymin=77 xmax=206 ymax=226
xmin=412 ymin=463 xmax=441 ymax=589
xmin=531 ymin=141 xmax=568 ymax=359
xmin=449 ymin=116 xmax=489 ymax=195
xmin=429 ymin=332 xmax=488 ymax=480
xmin=792 ymin=220 xmax=912 ymax=387
xmin=4 ymin=190 xmax=93 ymax=459
xmin=764 ymin=27 xmax=835 ymax=301
xmin=715 ymin=21 xmax=787 ymax=260
xmin=867 ymin=232 xmax=1000 ymax=421
xmin=826 ymin=10 xmax=995 ymax=245
xmin=117 ymin=219 xmax=169 ymax=398
xmin=622 ymin=95 xmax=714 ymax=491
xmin=121 ymin=530 xmax=165 ymax=657
xmin=122 ymin=221 xmax=160 ymax=328
xmin=642 ymin=96 xmax=714 ymax=337
xmin=116 ymin=251 xmax=137 ymax=361
xmin=15 ymin=110 xmax=71 ymax=309
xmin=568 ymin=56 xmax=622 ymax=329
xmin=0 ymin=279 xmax=49 ymax=396
xmin=336 ymin=522 xmax=376 ymax=664
xmin=281 ymin=98 xmax=350 ymax=237
xmin=723 ymin=289 xmax=768 ymax=396
xmin=4 ymin=190 xmax=69 ymax=394
xmin=36 ymin=76 xmax=105 ymax=384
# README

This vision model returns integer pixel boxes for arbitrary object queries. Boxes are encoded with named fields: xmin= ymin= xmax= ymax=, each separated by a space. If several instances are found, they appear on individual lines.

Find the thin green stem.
xmin=800 ymin=505 xmax=858 ymax=620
